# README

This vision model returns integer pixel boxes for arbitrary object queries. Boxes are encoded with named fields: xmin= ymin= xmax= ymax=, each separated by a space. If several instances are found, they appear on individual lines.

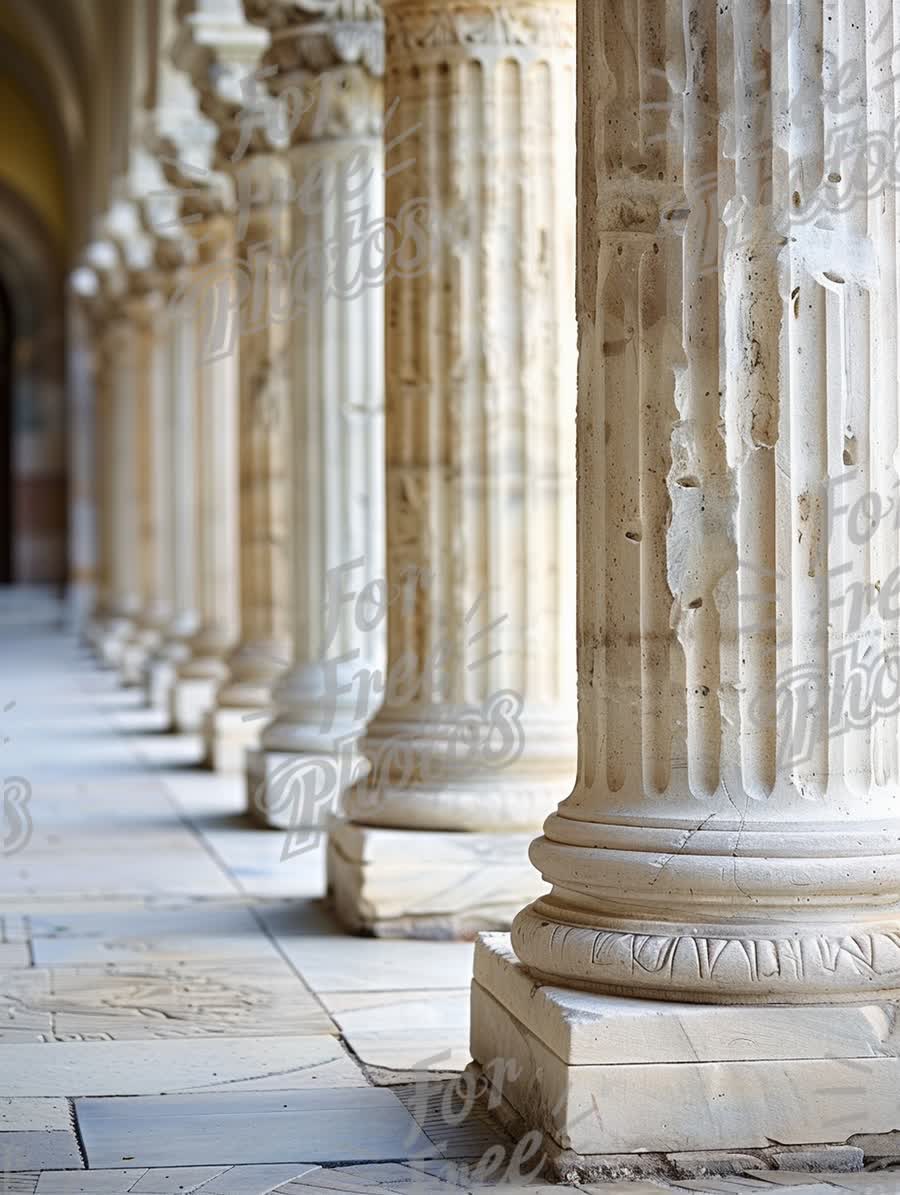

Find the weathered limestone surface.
xmin=473 ymin=0 xmax=900 ymax=1164
xmin=328 ymin=0 xmax=578 ymax=935
xmin=473 ymin=936 xmax=900 ymax=1158
xmin=244 ymin=0 xmax=386 ymax=827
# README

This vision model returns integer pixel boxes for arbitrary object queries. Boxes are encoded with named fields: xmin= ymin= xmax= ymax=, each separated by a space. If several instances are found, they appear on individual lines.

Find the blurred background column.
xmin=243 ymin=0 xmax=387 ymax=833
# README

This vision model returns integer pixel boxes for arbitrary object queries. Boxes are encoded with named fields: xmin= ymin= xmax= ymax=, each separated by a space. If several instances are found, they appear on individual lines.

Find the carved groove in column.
xmin=512 ymin=0 xmax=900 ymax=1003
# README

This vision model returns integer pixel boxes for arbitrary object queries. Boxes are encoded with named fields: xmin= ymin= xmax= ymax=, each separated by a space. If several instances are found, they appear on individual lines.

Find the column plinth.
xmin=473 ymin=0 xmax=900 ymax=1167
xmin=327 ymin=0 xmax=578 ymax=936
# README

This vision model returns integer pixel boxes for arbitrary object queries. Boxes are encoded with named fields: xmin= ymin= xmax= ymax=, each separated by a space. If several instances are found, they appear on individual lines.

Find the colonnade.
xmin=75 ymin=0 xmax=900 ymax=1164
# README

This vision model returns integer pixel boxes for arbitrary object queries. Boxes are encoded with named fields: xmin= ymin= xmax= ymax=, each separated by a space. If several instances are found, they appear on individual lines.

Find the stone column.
xmin=327 ymin=0 xmax=577 ymax=936
xmin=472 ymin=0 xmax=900 ymax=1165
xmin=120 ymin=284 xmax=172 ymax=686
xmin=244 ymin=0 xmax=387 ymax=831
xmin=143 ymin=244 xmax=201 ymax=712
xmin=97 ymin=314 xmax=142 ymax=668
xmin=170 ymin=213 xmax=240 ymax=732
xmin=84 ymin=293 xmax=115 ymax=654
xmin=205 ymin=156 xmax=292 ymax=770
xmin=172 ymin=1 xmax=293 ymax=770
xmin=66 ymin=275 xmax=100 ymax=633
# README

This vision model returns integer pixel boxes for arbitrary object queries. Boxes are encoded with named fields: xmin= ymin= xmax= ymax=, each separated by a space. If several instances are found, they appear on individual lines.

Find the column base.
xmin=97 ymin=619 xmax=132 ymax=668
xmin=326 ymin=823 xmax=547 ymax=939
xmin=470 ymin=934 xmax=900 ymax=1172
xmin=170 ymin=675 xmax=219 ymax=733
xmin=244 ymin=747 xmax=351 ymax=830
xmin=120 ymin=634 xmax=159 ymax=687
xmin=144 ymin=656 xmax=177 ymax=714
xmin=203 ymin=707 xmax=264 ymax=772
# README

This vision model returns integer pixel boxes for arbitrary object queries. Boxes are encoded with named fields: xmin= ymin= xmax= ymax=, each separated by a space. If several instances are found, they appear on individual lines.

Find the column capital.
xmin=382 ymin=0 xmax=574 ymax=62
xmin=172 ymin=0 xmax=280 ymax=165
xmin=245 ymin=1 xmax=383 ymax=73
xmin=245 ymin=0 xmax=384 ymax=142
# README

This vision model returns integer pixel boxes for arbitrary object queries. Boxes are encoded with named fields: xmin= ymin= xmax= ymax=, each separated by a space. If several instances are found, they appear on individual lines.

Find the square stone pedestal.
xmin=144 ymin=657 xmax=176 ymax=714
xmin=244 ymin=748 xmax=344 ymax=830
xmin=327 ymin=824 xmax=547 ymax=939
xmin=203 ymin=707 xmax=263 ymax=772
xmin=120 ymin=640 xmax=150 ymax=687
xmin=471 ymin=934 xmax=900 ymax=1177
xmin=170 ymin=676 xmax=218 ymax=733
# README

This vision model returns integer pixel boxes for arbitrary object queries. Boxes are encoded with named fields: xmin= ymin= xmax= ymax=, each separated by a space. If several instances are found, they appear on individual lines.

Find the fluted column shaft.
xmin=120 ymin=287 xmax=172 ymax=684
xmin=511 ymin=0 xmax=900 ymax=1003
xmin=214 ymin=161 xmax=292 ymax=692
xmin=171 ymin=216 xmax=240 ymax=730
xmin=106 ymin=317 xmax=141 ymax=626
xmin=341 ymin=0 xmax=577 ymax=835
xmin=168 ymin=269 xmax=200 ymax=649
xmin=246 ymin=15 xmax=387 ymax=824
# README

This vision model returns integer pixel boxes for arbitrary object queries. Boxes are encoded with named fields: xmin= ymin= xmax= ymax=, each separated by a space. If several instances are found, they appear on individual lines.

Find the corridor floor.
xmin=0 ymin=593 xmax=893 ymax=1195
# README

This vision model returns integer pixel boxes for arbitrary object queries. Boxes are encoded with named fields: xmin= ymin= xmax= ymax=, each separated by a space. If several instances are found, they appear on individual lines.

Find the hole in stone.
xmin=676 ymin=476 xmax=700 ymax=488
xmin=792 ymin=190 xmax=802 ymax=207
xmin=843 ymin=435 xmax=858 ymax=466
xmin=625 ymin=530 xmax=642 ymax=542
xmin=828 ymin=172 xmax=842 ymax=183
xmin=687 ymin=597 xmax=703 ymax=609
xmin=823 ymin=270 xmax=845 ymax=284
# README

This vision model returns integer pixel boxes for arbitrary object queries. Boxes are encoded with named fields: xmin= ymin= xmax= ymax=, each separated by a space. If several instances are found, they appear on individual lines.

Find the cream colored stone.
xmin=246 ymin=1 xmax=387 ymax=818
xmin=171 ymin=213 xmax=240 ymax=731
xmin=177 ymin=11 xmax=292 ymax=774
xmin=330 ymin=0 xmax=578 ymax=935
xmin=327 ymin=824 xmax=547 ymax=938
xmin=471 ymin=937 xmax=900 ymax=1156
xmin=204 ymin=707 xmax=263 ymax=774
xmin=497 ymin=0 xmax=900 ymax=1006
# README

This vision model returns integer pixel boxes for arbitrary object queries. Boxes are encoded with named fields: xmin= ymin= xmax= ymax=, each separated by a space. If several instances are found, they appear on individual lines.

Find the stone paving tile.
xmin=390 ymin=1082 xmax=513 ymax=1161
xmin=126 ymin=1166 xmax=229 ymax=1192
xmin=191 ymin=1164 xmax=322 ymax=1194
xmin=42 ymin=959 xmax=335 ymax=1041
xmin=0 ymin=943 xmax=31 ymax=967
xmin=74 ymin=1089 xmax=438 ymax=1169
xmin=3 ymin=1036 xmax=365 ymax=1095
xmin=319 ymin=992 xmax=469 ymax=1074
xmin=0 ymin=970 xmax=53 ymax=1041
xmin=0 ymin=1173 xmax=40 ymax=1194
xmin=0 ymin=1099 xmax=71 ymax=1131
xmin=29 ymin=906 xmax=283 ymax=967
xmin=271 ymin=939 xmax=475 ymax=994
xmin=34 ymin=1173 xmax=141 ymax=1193
xmin=0 ymin=1131 xmax=83 ymax=1172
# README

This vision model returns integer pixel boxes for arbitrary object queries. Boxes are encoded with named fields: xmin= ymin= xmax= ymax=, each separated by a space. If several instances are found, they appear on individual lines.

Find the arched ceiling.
xmin=0 ymin=0 xmax=134 ymax=263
